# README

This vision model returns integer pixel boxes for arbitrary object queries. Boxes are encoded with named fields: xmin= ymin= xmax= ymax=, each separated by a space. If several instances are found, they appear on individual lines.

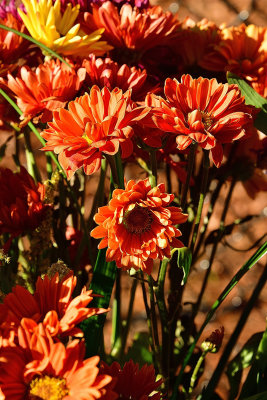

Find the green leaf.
xmin=226 ymin=332 xmax=263 ymax=400
xmin=125 ymin=332 xmax=153 ymax=365
xmin=171 ymin=242 xmax=267 ymax=400
xmin=227 ymin=72 xmax=267 ymax=134
xmin=177 ymin=247 xmax=192 ymax=285
xmin=0 ymin=23 xmax=72 ymax=67
xmin=239 ymin=322 xmax=267 ymax=399
xmin=80 ymin=249 xmax=117 ymax=358
xmin=242 ymin=391 xmax=267 ymax=400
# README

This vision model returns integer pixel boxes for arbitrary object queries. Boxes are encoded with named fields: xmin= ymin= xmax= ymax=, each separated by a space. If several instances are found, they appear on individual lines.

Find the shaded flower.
xmin=251 ymin=70 xmax=267 ymax=98
xmin=58 ymin=0 xmax=149 ymax=12
xmin=0 ymin=167 xmax=50 ymax=241
xmin=66 ymin=226 xmax=91 ymax=269
xmin=91 ymin=178 xmax=187 ymax=274
xmin=0 ymin=0 xmax=23 ymax=20
xmin=41 ymin=86 xmax=150 ymax=178
xmin=82 ymin=55 xmax=159 ymax=101
xmin=0 ymin=13 xmax=28 ymax=75
xmin=18 ymin=0 xmax=112 ymax=57
xmin=148 ymin=74 xmax=254 ymax=167
xmin=225 ymin=129 xmax=267 ymax=199
xmin=201 ymin=326 xmax=224 ymax=353
xmin=83 ymin=2 xmax=180 ymax=53
xmin=3 ymin=59 xmax=86 ymax=125
xmin=0 ymin=318 xmax=116 ymax=400
xmin=100 ymin=359 xmax=162 ymax=400
xmin=200 ymin=24 xmax=267 ymax=82
xmin=0 ymin=269 xmax=107 ymax=338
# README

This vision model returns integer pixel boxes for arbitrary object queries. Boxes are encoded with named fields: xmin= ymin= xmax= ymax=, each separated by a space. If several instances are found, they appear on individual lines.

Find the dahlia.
xmin=148 ymin=74 xmax=254 ymax=167
xmin=3 ymin=59 xmax=86 ymax=125
xmin=0 ymin=318 xmax=116 ymax=400
xmin=91 ymin=179 xmax=188 ymax=274
xmin=18 ymin=0 xmax=112 ymax=57
xmin=200 ymin=24 xmax=267 ymax=82
xmin=0 ymin=269 xmax=107 ymax=338
xmin=41 ymin=86 xmax=150 ymax=178
xmin=82 ymin=56 xmax=158 ymax=101
xmin=83 ymin=2 xmax=180 ymax=53
xmin=100 ymin=359 xmax=162 ymax=400
xmin=0 ymin=167 xmax=50 ymax=239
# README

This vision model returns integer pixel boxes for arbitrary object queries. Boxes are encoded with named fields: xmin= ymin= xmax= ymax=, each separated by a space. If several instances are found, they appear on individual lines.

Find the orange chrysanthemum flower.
xmin=200 ymin=24 xmax=267 ymax=82
xmin=147 ymin=74 xmax=254 ymax=167
xmin=100 ymin=359 xmax=162 ymax=400
xmin=0 ymin=13 xmax=28 ymax=75
xmin=83 ymin=2 xmax=180 ymax=53
xmin=2 ymin=59 xmax=86 ymax=125
xmin=0 ymin=269 xmax=107 ymax=338
xmin=225 ymin=130 xmax=267 ymax=199
xmin=82 ymin=56 xmax=158 ymax=101
xmin=173 ymin=18 xmax=221 ymax=68
xmin=0 ymin=167 xmax=50 ymax=241
xmin=41 ymin=86 xmax=150 ymax=178
xmin=0 ymin=318 xmax=116 ymax=400
xmin=91 ymin=179 xmax=188 ymax=274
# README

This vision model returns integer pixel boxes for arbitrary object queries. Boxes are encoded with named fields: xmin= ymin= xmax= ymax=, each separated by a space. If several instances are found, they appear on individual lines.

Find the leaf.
xmin=0 ymin=135 xmax=13 ymax=161
xmin=125 ymin=332 xmax=153 ymax=365
xmin=227 ymin=72 xmax=267 ymax=134
xmin=177 ymin=247 xmax=192 ymax=285
xmin=226 ymin=332 xmax=263 ymax=400
xmin=239 ymin=322 xmax=267 ymax=399
xmin=80 ymin=248 xmax=117 ymax=357
xmin=242 ymin=392 xmax=267 ymax=400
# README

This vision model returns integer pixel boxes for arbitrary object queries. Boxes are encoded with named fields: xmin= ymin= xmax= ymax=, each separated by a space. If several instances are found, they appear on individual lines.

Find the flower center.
xmin=123 ymin=205 xmax=153 ymax=234
xmin=200 ymin=110 xmax=214 ymax=129
xmin=29 ymin=375 xmax=69 ymax=400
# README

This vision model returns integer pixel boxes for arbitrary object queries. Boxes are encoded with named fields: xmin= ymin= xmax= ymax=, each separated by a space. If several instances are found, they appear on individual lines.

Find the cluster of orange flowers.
xmin=0 ymin=0 xmax=266 ymax=398
xmin=0 ymin=264 xmax=161 ymax=399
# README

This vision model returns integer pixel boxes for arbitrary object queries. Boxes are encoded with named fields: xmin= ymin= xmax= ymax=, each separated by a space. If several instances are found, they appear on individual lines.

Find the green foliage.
xmin=125 ymin=332 xmax=153 ymax=365
xmin=227 ymin=72 xmax=267 ymax=135
xmin=226 ymin=332 xmax=263 ymax=399
xmin=177 ymin=247 xmax=192 ymax=285
xmin=239 ymin=322 xmax=267 ymax=399
xmin=80 ymin=249 xmax=117 ymax=357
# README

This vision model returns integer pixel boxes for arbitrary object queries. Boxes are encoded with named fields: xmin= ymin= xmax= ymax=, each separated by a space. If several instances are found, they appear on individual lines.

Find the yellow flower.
xmin=18 ymin=0 xmax=112 ymax=56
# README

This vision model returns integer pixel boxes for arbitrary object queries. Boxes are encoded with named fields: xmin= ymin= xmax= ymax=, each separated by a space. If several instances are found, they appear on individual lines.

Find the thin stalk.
xmin=190 ymin=150 xmax=210 ymax=252
xmin=201 ymin=262 xmax=267 ymax=400
xmin=148 ymin=276 xmax=160 ymax=350
xmin=111 ymin=269 xmax=121 ymax=350
xmin=149 ymin=149 xmax=158 ymax=187
xmin=166 ymin=163 xmax=172 ymax=194
xmin=193 ymin=179 xmax=224 ymax=262
xmin=155 ymin=259 xmax=170 ymax=388
xmin=24 ymin=127 xmax=41 ymax=182
xmin=188 ymin=349 xmax=209 ymax=395
xmin=171 ymin=241 xmax=267 ymax=400
xmin=140 ymin=274 xmax=157 ymax=368
xmin=194 ymin=179 xmax=236 ymax=318
xmin=181 ymin=143 xmax=198 ymax=210
xmin=114 ymin=277 xmax=138 ymax=358
xmin=46 ymin=153 xmax=53 ymax=178
xmin=0 ymin=24 xmax=72 ymax=67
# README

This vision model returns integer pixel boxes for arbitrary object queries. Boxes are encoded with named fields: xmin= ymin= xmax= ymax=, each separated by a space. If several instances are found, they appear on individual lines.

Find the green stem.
xmin=193 ymin=179 xmax=224 ymax=262
xmin=149 ymin=149 xmax=158 ymax=187
xmin=0 ymin=24 xmax=72 ymax=67
xmin=201 ymin=262 xmax=267 ymax=400
xmin=171 ymin=241 xmax=267 ymax=399
xmin=148 ymin=276 xmax=160 ymax=351
xmin=192 ymin=179 xmax=236 ymax=321
xmin=113 ymin=277 xmax=138 ymax=358
xmin=181 ymin=143 xmax=197 ymax=210
xmin=46 ymin=153 xmax=53 ymax=179
xmin=24 ymin=127 xmax=41 ymax=182
xmin=155 ymin=259 xmax=170 ymax=388
xmin=111 ymin=269 xmax=121 ymax=351
xmin=190 ymin=150 xmax=210 ymax=252
xmin=188 ymin=349 xmax=208 ymax=395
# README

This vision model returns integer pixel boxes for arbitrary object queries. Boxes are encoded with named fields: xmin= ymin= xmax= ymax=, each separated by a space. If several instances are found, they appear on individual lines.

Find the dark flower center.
xmin=200 ymin=110 xmax=214 ymax=129
xmin=123 ymin=205 xmax=153 ymax=234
